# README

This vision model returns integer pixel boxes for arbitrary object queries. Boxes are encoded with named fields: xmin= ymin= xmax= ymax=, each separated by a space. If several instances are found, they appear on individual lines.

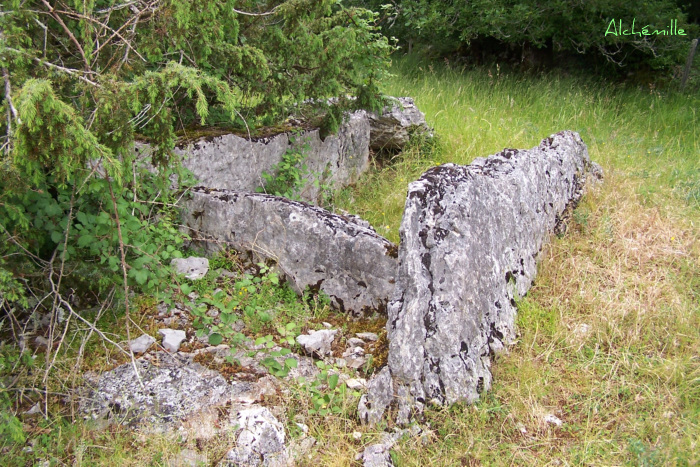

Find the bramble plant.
xmin=258 ymin=141 xmax=311 ymax=200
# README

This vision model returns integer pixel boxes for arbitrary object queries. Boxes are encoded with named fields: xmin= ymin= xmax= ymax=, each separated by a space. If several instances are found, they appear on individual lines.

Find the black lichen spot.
xmin=384 ymin=243 xmax=399 ymax=258
xmin=424 ymin=304 xmax=437 ymax=338
xmin=490 ymin=323 xmax=504 ymax=341
xmin=418 ymin=229 xmax=429 ymax=248
xmin=334 ymin=296 xmax=345 ymax=313
xmin=421 ymin=253 xmax=431 ymax=270
xmin=476 ymin=377 xmax=485 ymax=394
xmin=501 ymin=148 xmax=518 ymax=159
xmin=357 ymin=280 xmax=367 ymax=288
xmin=434 ymin=227 xmax=449 ymax=243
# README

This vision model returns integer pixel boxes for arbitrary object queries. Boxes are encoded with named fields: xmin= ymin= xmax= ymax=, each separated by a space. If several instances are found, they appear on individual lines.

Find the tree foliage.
xmin=0 ymin=0 xmax=391 ymax=313
xmin=357 ymin=0 xmax=699 ymax=74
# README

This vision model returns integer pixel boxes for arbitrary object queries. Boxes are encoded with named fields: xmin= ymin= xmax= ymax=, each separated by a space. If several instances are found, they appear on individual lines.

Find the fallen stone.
xmin=23 ymin=403 xmax=42 ymax=417
xmin=572 ymin=323 xmax=591 ymax=339
xmin=296 ymin=329 xmax=338 ymax=357
xmin=346 ymin=378 xmax=367 ymax=390
xmin=358 ymin=442 xmax=394 ymax=467
xmin=356 ymin=332 xmax=379 ymax=342
xmin=343 ymin=346 xmax=367 ymax=370
xmin=223 ymin=406 xmax=288 ymax=467
xmin=544 ymin=414 xmax=563 ymax=427
xmin=181 ymin=189 xmax=397 ymax=316
xmin=288 ymin=435 xmax=316 ymax=464
xmin=368 ymin=97 xmax=431 ymax=151
xmin=347 ymin=337 xmax=366 ymax=347
xmin=360 ymin=131 xmax=598 ymax=424
xmin=80 ymin=358 xmax=230 ymax=428
xmin=129 ymin=334 xmax=156 ymax=354
xmin=355 ymin=426 xmax=422 ymax=467
xmin=295 ymin=423 xmax=309 ymax=434
xmin=159 ymin=329 xmax=187 ymax=353
xmin=171 ymin=257 xmax=209 ymax=280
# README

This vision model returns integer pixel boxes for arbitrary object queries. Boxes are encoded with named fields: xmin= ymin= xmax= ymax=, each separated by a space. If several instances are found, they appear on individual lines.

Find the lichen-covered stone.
xmin=360 ymin=131 xmax=598 ymax=424
xmin=368 ymin=97 xmax=431 ymax=151
xmin=223 ymin=407 xmax=288 ymax=467
xmin=81 ymin=357 xmax=230 ymax=428
xmin=181 ymin=189 xmax=397 ymax=316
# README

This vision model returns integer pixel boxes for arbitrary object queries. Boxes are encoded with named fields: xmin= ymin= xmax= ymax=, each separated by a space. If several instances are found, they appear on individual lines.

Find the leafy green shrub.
xmin=257 ymin=137 xmax=313 ymax=200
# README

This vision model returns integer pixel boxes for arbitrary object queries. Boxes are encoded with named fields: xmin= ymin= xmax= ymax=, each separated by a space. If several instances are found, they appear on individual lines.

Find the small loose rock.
xmin=159 ymin=329 xmax=187 ymax=353
xmin=171 ymin=256 xmax=209 ymax=280
xmin=129 ymin=334 xmax=156 ymax=354
xmin=355 ymin=332 xmax=378 ymax=342
xmin=544 ymin=414 xmax=563 ymax=427
xmin=296 ymin=329 xmax=338 ymax=357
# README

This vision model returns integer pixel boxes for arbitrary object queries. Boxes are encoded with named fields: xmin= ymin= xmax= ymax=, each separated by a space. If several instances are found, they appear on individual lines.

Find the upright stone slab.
xmin=135 ymin=110 xmax=371 ymax=203
xmin=359 ymin=131 xmax=598 ymax=424
xmin=181 ymin=189 xmax=398 ymax=316
xmin=134 ymin=97 xmax=432 ymax=202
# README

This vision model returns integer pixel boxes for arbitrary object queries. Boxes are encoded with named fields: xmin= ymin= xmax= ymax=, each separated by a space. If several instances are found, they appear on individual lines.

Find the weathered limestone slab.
xmin=359 ymin=131 xmax=599 ymax=424
xmin=181 ymin=189 xmax=398 ymax=316
xmin=136 ymin=110 xmax=370 ymax=203
xmin=135 ymin=97 xmax=431 ymax=202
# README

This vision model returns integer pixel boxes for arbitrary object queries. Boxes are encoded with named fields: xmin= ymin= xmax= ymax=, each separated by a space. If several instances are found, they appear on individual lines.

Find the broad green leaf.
xmin=328 ymin=373 xmax=339 ymax=390
xmin=209 ymin=333 xmax=223 ymax=345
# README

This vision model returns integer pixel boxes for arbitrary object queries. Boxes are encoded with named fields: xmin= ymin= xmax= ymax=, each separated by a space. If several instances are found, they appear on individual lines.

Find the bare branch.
xmin=55 ymin=8 xmax=147 ymax=63
xmin=107 ymin=180 xmax=144 ymax=388
xmin=232 ymin=5 xmax=282 ymax=17
xmin=40 ymin=0 xmax=92 ymax=72
xmin=96 ymin=0 xmax=148 ymax=15
xmin=2 ymin=66 xmax=20 ymax=146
